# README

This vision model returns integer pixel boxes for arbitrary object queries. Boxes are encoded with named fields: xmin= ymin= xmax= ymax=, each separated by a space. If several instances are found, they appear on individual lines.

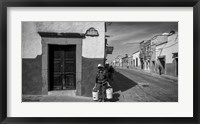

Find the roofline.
xmin=38 ymin=32 xmax=85 ymax=38
xmin=156 ymin=41 xmax=168 ymax=46
xmin=132 ymin=50 xmax=140 ymax=55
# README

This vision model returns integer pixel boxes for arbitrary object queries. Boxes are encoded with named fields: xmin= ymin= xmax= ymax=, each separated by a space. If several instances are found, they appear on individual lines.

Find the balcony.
xmin=139 ymin=53 xmax=144 ymax=59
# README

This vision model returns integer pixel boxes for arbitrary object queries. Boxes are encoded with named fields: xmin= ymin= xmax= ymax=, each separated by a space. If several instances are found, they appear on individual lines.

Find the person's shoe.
xmin=98 ymin=99 xmax=102 ymax=102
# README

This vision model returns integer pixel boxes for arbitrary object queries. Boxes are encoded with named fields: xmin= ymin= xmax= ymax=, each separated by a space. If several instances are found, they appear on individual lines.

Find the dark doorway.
xmin=152 ymin=60 xmax=155 ymax=72
xmin=141 ymin=60 xmax=144 ymax=69
xmin=136 ymin=58 xmax=138 ymax=67
xmin=158 ymin=56 xmax=165 ymax=74
xmin=49 ymin=45 xmax=76 ymax=90
xmin=175 ymin=58 xmax=178 ymax=76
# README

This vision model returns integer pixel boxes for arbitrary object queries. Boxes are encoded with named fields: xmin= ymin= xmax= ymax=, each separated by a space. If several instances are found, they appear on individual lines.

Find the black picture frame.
xmin=0 ymin=0 xmax=199 ymax=124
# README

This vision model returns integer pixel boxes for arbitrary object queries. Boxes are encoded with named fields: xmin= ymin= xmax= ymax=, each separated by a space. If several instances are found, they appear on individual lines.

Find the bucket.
xmin=92 ymin=91 xmax=99 ymax=101
xmin=106 ymin=88 xmax=113 ymax=99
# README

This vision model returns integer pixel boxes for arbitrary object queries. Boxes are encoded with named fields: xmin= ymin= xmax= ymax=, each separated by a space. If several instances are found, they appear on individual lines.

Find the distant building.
xmin=151 ymin=35 xmax=168 ymax=73
xmin=138 ymin=31 xmax=178 ymax=77
xmin=114 ymin=55 xmax=123 ymax=67
xmin=132 ymin=51 xmax=140 ymax=68
xmin=139 ymin=40 xmax=151 ymax=71
xmin=128 ymin=55 xmax=133 ymax=69
xmin=122 ymin=54 xmax=129 ymax=68
xmin=155 ymin=32 xmax=178 ymax=76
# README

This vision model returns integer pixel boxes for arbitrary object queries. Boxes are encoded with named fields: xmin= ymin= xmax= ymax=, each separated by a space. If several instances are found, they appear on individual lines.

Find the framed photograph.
xmin=0 ymin=0 xmax=199 ymax=124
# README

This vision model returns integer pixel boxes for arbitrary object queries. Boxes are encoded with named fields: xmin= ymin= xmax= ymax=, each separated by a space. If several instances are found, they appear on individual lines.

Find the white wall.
xmin=82 ymin=22 xmax=105 ymax=58
xmin=156 ymin=33 xmax=178 ymax=63
xmin=22 ymin=22 xmax=105 ymax=58
xmin=22 ymin=22 xmax=42 ymax=58
xmin=132 ymin=51 xmax=140 ymax=67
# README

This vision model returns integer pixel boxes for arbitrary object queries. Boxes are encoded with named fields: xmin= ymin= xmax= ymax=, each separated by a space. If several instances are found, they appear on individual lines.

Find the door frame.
xmin=39 ymin=32 xmax=84 ymax=95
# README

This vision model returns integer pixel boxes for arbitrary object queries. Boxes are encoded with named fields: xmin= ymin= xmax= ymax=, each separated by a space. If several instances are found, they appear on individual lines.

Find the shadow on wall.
xmin=81 ymin=57 xmax=104 ymax=97
xmin=110 ymin=71 xmax=137 ymax=93
xmin=22 ymin=55 xmax=42 ymax=95
xmin=22 ymin=56 xmax=105 ymax=97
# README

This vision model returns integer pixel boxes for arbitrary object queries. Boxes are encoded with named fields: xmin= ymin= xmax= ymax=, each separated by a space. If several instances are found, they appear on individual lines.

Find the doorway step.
xmin=48 ymin=90 xmax=76 ymax=96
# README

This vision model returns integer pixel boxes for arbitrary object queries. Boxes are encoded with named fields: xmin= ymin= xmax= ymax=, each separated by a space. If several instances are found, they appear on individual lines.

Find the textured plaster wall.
xmin=156 ymin=33 xmax=178 ymax=63
xmin=22 ymin=22 xmax=105 ymax=59
xmin=132 ymin=51 xmax=141 ymax=67
xmin=22 ymin=55 xmax=42 ymax=95
xmin=22 ymin=22 xmax=42 ymax=58
xmin=155 ymin=33 xmax=178 ymax=76
xmin=81 ymin=57 xmax=104 ymax=97
xmin=151 ymin=35 xmax=168 ymax=45
xmin=22 ymin=22 xmax=105 ymax=95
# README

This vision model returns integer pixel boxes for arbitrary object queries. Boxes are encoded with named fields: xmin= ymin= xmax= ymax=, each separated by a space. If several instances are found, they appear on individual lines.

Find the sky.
xmin=105 ymin=22 xmax=178 ymax=62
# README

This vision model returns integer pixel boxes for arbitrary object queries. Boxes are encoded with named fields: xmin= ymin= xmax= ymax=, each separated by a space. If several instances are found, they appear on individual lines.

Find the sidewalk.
xmin=116 ymin=67 xmax=178 ymax=82
xmin=22 ymin=95 xmax=93 ymax=102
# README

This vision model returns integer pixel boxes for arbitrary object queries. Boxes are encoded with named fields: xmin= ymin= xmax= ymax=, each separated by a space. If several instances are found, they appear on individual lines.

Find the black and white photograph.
xmin=22 ymin=21 xmax=178 ymax=102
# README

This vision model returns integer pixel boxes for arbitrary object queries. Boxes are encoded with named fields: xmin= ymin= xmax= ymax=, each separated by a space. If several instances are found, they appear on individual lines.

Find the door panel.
xmin=63 ymin=46 xmax=76 ymax=89
xmin=49 ymin=45 xmax=76 ymax=90
xmin=53 ymin=74 xmax=63 ymax=90
xmin=54 ymin=60 xmax=62 ymax=72
xmin=64 ymin=75 xmax=75 ymax=89
xmin=64 ymin=63 xmax=75 ymax=72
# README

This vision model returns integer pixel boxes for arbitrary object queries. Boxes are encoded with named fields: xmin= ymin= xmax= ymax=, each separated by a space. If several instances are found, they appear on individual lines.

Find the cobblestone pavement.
xmin=22 ymin=95 xmax=93 ymax=102
xmin=22 ymin=67 xmax=178 ymax=102
xmin=110 ymin=68 xmax=178 ymax=102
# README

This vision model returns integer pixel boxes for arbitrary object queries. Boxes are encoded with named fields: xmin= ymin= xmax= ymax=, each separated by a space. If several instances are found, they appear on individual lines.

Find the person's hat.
xmin=97 ymin=64 xmax=104 ymax=68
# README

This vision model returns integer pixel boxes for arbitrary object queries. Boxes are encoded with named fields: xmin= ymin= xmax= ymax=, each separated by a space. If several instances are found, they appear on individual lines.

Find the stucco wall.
xmin=132 ymin=51 xmax=141 ymax=67
xmin=22 ymin=22 xmax=105 ymax=96
xmin=155 ymin=33 xmax=178 ymax=76
xmin=82 ymin=57 xmax=104 ymax=97
xmin=151 ymin=35 xmax=168 ymax=45
xmin=22 ymin=22 xmax=105 ymax=59
xmin=22 ymin=55 xmax=42 ymax=95
xmin=22 ymin=22 xmax=42 ymax=58
xmin=156 ymin=33 xmax=178 ymax=64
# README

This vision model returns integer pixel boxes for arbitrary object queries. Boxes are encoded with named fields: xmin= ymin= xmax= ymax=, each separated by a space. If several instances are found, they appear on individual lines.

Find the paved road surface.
xmin=110 ymin=67 xmax=178 ymax=102
xmin=22 ymin=95 xmax=93 ymax=102
xmin=22 ymin=67 xmax=178 ymax=102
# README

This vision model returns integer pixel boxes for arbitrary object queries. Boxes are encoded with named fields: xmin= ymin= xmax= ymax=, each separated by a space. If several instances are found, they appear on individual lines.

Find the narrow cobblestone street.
xmin=110 ymin=67 xmax=178 ymax=102
xmin=23 ymin=67 xmax=178 ymax=102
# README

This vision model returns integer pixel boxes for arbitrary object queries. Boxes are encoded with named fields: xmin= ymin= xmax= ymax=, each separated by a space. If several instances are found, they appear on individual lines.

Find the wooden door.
xmin=49 ymin=45 xmax=76 ymax=90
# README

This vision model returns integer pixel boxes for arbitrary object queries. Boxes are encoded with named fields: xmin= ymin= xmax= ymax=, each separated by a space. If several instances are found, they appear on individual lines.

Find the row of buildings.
xmin=112 ymin=31 xmax=178 ymax=77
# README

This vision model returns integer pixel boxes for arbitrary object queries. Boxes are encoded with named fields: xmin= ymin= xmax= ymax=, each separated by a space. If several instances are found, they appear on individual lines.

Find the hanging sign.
xmin=85 ymin=27 xmax=99 ymax=37
xmin=106 ymin=46 xmax=114 ymax=54
xmin=172 ymin=53 xmax=178 ymax=58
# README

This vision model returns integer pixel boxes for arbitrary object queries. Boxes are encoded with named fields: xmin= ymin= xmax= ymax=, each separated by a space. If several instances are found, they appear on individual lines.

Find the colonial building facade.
xmin=132 ymin=51 xmax=140 ymax=68
xmin=139 ymin=40 xmax=151 ymax=71
xmin=113 ymin=55 xmax=123 ymax=67
xmin=151 ymin=35 xmax=168 ymax=73
xmin=22 ymin=22 xmax=106 ymax=97
xmin=155 ymin=32 xmax=178 ymax=76
xmin=137 ymin=31 xmax=178 ymax=77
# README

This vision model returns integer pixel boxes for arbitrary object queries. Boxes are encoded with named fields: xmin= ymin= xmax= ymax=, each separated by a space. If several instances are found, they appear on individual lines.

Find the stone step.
xmin=48 ymin=90 xmax=76 ymax=96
